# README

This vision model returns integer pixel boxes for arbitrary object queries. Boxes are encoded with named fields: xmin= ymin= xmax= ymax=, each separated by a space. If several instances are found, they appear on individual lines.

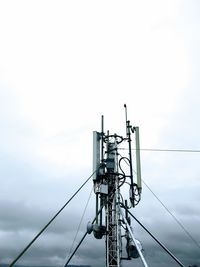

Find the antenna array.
xmin=88 ymin=105 xmax=145 ymax=267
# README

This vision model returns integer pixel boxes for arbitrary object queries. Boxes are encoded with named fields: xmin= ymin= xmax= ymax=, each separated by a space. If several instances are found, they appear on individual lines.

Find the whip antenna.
xmin=124 ymin=104 xmax=128 ymax=137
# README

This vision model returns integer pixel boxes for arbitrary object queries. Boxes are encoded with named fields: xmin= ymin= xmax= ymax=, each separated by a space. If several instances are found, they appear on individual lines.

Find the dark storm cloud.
xmin=129 ymin=212 xmax=200 ymax=267
xmin=128 ymin=180 xmax=200 ymax=266
xmin=0 ymin=195 xmax=95 ymax=265
xmin=0 ymin=201 xmax=38 ymax=231
xmin=0 ymin=200 xmax=78 ymax=233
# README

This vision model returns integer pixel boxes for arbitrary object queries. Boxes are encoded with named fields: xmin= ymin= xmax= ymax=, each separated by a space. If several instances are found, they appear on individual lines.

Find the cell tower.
xmin=87 ymin=105 xmax=148 ymax=267
xmin=9 ymin=106 xmax=189 ymax=267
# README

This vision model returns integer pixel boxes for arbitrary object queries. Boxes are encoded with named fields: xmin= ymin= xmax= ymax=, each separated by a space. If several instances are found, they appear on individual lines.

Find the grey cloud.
xmin=0 ymin=199 xmax=90 ymax=234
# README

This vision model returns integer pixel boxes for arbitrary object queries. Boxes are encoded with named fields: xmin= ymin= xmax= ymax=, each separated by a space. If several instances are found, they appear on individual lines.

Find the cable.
xmin=122 ymin=205 xmax=186 ymax=267
xmin=65 ymin=186 xmax=93 ymax=264
xmin=122 ymin=140 xmax=200 ymax=254
xmin=140 ymin=148 xmax=200 ymax=153
xmin=120 ymin=144 xmax=200 ymax=250
xmin=142 ymin=179 xmax=200 ymax=251
xmin=118 ymin=154 xmax=141 ymax=206
xmin=128 ymin=163 xmax=200 ymax=252
xmin=64 ymin=231 xmax=88 ymax=267
xmin=9 ymin=170 xmax=96 ymax=267
xmin=64 ymin=204 xmax=106 ymax=267
xmin=119 ymin=148 xmax=200 ymax=153
xmin=120 ymin=207 xmax=149 ymax=267
xmin=131 ymin=162 xmax=200 ymax=251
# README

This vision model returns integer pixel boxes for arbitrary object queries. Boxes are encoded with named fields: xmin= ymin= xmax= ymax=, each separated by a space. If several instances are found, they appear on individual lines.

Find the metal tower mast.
xmin=89 ymin=106 xmax=148 ymax=267
xmin=106 ymin=139 xmax=121 ymax=267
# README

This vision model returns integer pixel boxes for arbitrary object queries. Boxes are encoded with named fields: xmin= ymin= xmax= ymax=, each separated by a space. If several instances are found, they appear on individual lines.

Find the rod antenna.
xmin=124 ymin=104 xmax=128 ymax=137
xmin=101 ymin=115 xmax=104 ymax=163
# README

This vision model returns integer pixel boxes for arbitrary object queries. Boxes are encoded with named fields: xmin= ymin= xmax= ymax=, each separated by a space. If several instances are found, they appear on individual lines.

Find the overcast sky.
xmin=0 ymin=1 xmax=200 ymax=267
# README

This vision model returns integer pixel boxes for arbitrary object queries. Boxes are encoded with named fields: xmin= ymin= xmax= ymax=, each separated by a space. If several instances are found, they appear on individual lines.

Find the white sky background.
xmin=0 ymin=0 xmax=200 ymax=266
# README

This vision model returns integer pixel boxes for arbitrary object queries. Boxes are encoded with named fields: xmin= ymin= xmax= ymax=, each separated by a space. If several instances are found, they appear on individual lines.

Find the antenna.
xmin=101 ymin=115 xmax=104 ymax=164
xmin=124 ymin=104 xmax=128 ymax=137
xmin=134 ymin=126 xmax=142 ymax=191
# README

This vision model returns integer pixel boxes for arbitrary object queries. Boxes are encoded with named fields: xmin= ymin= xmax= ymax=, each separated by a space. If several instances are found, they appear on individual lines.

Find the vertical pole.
xmin=93 ymin=131 xmax=100 ymax=225
xmin=127 ymin=121 xmax=135 ymax=207
xmin=115 ymin=141 xmax=121 ymax=267
xmin=124 ymin=104 xmax=128 ymax=137
xmin=124 ymin=105 xmax=134 ymax=193
xmin=101 ymin=115 xmax=104 ymax=163
xmin=96 ymin=194 xmax=99 ymax=224
xmin=100 ymin=115 xmax=104 ymax=227
xmin=124 ymin=200 xmax=130 ymax=259
xmin=106 ymin=138 xmax=121 ymax=267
